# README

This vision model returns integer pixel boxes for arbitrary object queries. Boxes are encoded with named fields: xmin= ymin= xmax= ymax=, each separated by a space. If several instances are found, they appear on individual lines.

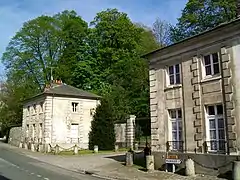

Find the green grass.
xmin=52 ymin=148 xmax=129 ymax=156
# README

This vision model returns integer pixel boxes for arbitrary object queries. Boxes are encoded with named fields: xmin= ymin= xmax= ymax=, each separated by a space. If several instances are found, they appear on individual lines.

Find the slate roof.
xmin=24 ymin=84 xmax=101 ymax=103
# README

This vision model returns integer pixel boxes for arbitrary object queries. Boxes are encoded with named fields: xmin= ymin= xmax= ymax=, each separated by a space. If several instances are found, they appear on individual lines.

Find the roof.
xmin=24 ymin=84 xmax=101 ymax=103
xmin=142 ymin=18 xmax=240 ymax=59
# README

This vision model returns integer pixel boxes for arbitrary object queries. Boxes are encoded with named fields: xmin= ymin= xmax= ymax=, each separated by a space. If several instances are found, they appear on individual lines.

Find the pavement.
xmin=0 ymin=142 xmax=102 ymax=180
xmin=0 ymin=142 xmax=227 ymax=180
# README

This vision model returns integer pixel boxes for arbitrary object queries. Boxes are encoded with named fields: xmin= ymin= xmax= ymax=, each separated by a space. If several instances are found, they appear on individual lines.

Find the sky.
xmin=0 ymin=0 xmax=188 ymax=76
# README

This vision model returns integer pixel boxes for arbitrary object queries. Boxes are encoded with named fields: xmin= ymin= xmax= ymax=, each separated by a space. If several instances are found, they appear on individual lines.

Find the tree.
xmin=74 ymin=9 xmax=159 ymax=121
xmin=152 ymin=18 xmax=172 ymax=46
xmin=171 ymin=0 xmax=237 ymax=42
xmin=88 ymin=98 xmax=115 ymax=150
xmin=2 ymin=10 xmax=88 ymax=91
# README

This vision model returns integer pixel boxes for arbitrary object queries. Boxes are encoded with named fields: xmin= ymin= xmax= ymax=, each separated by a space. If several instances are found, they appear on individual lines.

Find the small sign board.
xmin=167 ymin=155 xmax=178 ymax=159
xmin=165 ymin=158 xmax=182 ymax=164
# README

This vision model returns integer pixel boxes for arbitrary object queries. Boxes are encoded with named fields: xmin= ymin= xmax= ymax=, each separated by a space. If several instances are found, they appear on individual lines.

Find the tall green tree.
xmin=89 ymin=98 xmax=115 ymax=150
xmin=171 ymin=0 xmax=237 ymax=42
xmin=73 ymin=9 xmax=159 ymax=120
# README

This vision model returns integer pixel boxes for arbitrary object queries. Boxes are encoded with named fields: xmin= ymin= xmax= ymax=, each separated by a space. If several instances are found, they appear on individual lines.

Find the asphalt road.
xmin=0 ymin=143 xmax=102 ymax=180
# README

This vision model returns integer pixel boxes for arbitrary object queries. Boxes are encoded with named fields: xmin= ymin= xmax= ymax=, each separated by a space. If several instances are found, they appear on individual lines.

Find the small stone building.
xmin=22 ymin=80 xmax=100 ymax=150
xmin=144 ymin=18 xmax=240 ymax=157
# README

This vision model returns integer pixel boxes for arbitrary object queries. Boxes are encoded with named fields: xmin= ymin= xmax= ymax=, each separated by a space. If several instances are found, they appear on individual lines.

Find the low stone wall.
xmin=153 ymin=151 xmax=239 ymax=178
xmin=8 ymin=126 xmax=22 ymax=147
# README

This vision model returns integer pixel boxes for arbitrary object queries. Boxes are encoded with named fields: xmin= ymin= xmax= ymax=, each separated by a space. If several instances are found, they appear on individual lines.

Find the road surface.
xmin=0 ymin=143 xmax=102 ymax=180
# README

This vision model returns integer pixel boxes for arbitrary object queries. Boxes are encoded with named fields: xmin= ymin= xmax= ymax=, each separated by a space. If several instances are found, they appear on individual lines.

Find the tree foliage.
xmin=88 ymin=98 xmax=115 ymax=150
xmin=171 ymin=0 xmax=237 ymax=42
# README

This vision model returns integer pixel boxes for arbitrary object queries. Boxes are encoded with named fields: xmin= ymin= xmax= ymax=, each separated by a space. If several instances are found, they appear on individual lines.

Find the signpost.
xmin=165 ymin=155 xmax=182 ymax=173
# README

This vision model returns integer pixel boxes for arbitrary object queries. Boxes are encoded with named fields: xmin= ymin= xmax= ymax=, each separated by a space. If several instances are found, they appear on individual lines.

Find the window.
xmin=169 ymin=109 xmax=183 ymax=151
xmin=168 ymin=64 xmax=180 ymax=85
xmin=32 ymin=124 xmax=36 ymax=138
xmin=72 ymin=102 xmax=79 ymax=112
xmin=33 ymin=104 xmax=37 ymax=114
xmin=39 ymin=123 xmax=43 ymax=138
xmin=206 ymin=104 xmax=225 ymax=152
xmin=40 ymin=102 xmax=44 ymax=113
xmin=203 ymin=53 xmax=220 ymax=76
xmin=26 ymin=124 xmax=29 ymax=137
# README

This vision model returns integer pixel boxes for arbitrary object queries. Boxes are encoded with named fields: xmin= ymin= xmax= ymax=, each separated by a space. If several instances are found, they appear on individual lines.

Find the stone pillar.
xmin=185 ymin=158 xmax=195 ymax=176
xmin=222 ymin=46 xmax=237 ymax=154
xmin=73 ymin=145 xmax=78 ymax=155
xmin=126 ymin=115 xmax=136 ymax=149
xmin=115 ymin=144 xmax=119 ymax=152
xmin=233 ymin=161 xmax=240 ymax=180
xmin=126 ymin=152 xmax=133 ymax=166
xmin=19 ymin=142 xmax=23 ymax=148
xmin=31 ymin=143 xmax=35 ymax=152
xmin=146 ymin=155 xmax=154 ymax=171
xmin=94 ymin=145 xmax=98 ymax=153
xmin=24 ymin=142 xmax=28 ymax=150
xmin=190 ymin=57 xmax=203 ymax=153
xmin=54 ymin=145 xmax=59 ymax=154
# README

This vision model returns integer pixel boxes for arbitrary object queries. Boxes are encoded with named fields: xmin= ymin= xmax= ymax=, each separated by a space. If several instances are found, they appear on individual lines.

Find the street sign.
xmin=165 ymin=158 xmax=182 ymax=164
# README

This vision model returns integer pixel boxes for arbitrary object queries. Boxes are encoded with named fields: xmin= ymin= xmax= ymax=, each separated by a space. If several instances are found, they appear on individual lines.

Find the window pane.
xmin=218 ymin=118 xmax=224 ymax=128
xmin=210 ymin=130 xmax=216 ymax=139
xmin=169 ymin=66 xmax=174 ymax=75
xmin=175 ymin=64 xmax=179 ymax=73
xmin=178 ymin=121 xmax=182 ymax=129
xmin=172 ymin=122 xmax=177 ymax=130
xmin=177 ymin=109 xmax=182 ymax=118
xmin=209 ymin=119 xmax=216 ymax=129
xmin=219 ymin=141 xmax=225 ymax=151
xmin=172 ymin=131 xmax=177 ymax=141
xmin=218 ymin=130 xmax=225 ymax=139
xmin=178 ymin=131 xmax=182 ymax=140
xmin=175 ymin=74 xmax=180 ymax=84
xmin=213 ymin=63 xmax=220 ymax=74
xmin=212 ymin=53 xmax=219 ymax=63
xmin=208 ymin=106 xmax=215 ymax=115
xmin=210 ymin=141 xmax=217 ymax=150
xmin=205 ymin=66 xmax=212 ymax=75
xmin=217 ymin=105 xmax=223 ymax=115
xmin=170 ymin=110 xmax=176 ymax=118
xmin=169 ymin=75 xmax=174 ymax=85
xmin=204 ymin=55 xmax=211 ymax=65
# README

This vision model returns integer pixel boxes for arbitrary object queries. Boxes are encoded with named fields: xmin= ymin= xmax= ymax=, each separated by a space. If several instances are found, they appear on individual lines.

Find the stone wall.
xmin=115 ymin=123 xmax=126 ymax=148
xmin=8 ymin=126 xmax=22 ymax=147
xmin=153 ymin=152 xmax=239 ymax=177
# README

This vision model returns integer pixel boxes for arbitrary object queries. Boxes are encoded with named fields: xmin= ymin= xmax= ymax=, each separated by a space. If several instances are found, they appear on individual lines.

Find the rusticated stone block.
xmin=194 ymin=120 xmax=202 ymax=127
xmin=195 ymin=133 xmax=202 ymax=140
xmin=150 ymin=104 xmax=157 ymax=111
xmin=228 ymin=132 xmax=236 ymax=140
xmin=149 ymin=74 xmax=156 ymax=81
xmin=223 ymin=78 xmax=230 ymax=86
xmin=192 ymin=92 xmax=200 ymax=99
xmin=222 ymin=54 xmax=230 ymax=62
xmin=192 ymin=57 xmax=198 ymax=63
xmin=150 ymin=92 xmax=156 ymax=99
xmin=196 ymin=113 xmax=201 ymax=120
xmin=191 ymin=77 xmax=199 ymax=85
xmin=194 ymin=85 xmax=199 ymax=91
xmin=196 ymin=127 xmax=202 ymax=133
xmin=190 ymin=63 xmax=198 ymax=71
xmin=225 ymin=86 xmax=233 ymax=94
xmin=221 ymin=47 xmax=227 ymax=55
xmin=151 ymin=110 xmax=157 ymax=117
xmin=151 ymin=122 xmax=159 ymax=129
xmin=226 ymin=101 xmax=234 ymax=110
xmin=151 ymin=117 xmax=158 ymax=123
xmin=151 ymin=128 xmax=158 ymax=135
xmin=222 ymin=69 xmax=231 ymax=78
xmin=227 ymin=117 xmax=235 ymax=125
xmin=193 ymin=70 xmax=198 ymax=77
xmin=197 ymin=140 xmax=202 ymax=147
xmin=193 ymin=106 xmax=201 ymax=113
xmin=151 ymin=134 xmax=159 ymax=140
xmin=222 ymin=62 xmax=228 ymax=70
xmin=195 ymin=99 xmax=200 ymax=106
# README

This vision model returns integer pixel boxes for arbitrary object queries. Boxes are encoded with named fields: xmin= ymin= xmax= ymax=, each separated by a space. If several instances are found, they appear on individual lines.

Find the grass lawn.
xmin=54 ymin=148 xmax=129 ymax=155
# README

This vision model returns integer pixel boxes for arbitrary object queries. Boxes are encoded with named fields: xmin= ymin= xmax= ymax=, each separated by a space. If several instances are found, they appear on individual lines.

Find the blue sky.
xmin=0 ymin=0 xmax=187 ymax=75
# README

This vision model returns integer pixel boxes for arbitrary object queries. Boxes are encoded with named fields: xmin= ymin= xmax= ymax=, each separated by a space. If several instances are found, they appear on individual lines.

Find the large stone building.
xmin=22 ymin=80 xmax=100 ymax=150
xmin=144 ymin=18 xmax=240 ymax=156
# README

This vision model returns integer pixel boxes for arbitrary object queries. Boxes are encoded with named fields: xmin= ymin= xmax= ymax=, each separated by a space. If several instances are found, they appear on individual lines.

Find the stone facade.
xmin=145 ymin=19 xmax=240 ymax=155
xmin=22 ymin=82 xmax=100 ymax=150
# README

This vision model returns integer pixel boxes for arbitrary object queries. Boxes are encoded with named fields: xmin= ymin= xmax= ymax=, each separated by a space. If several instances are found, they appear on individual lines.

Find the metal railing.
xmin=167 ymin=141 xmax=184 ymax=152
xmin=204 ymin=140 xmax=227 ymax=154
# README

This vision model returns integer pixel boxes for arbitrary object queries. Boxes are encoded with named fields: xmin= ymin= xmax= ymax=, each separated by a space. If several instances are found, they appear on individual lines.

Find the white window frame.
xmin=166 ymin=64 xmax=181 ymax=86
xmin=72 ymin=102 xmax=79 ymax=113
xmin=202 ymin=52 xmax=220 ymax=78
xmin=168 ymin=109 xmax=182 ymax=151
xmin=205 ymin=104 xmax=226 ymax=153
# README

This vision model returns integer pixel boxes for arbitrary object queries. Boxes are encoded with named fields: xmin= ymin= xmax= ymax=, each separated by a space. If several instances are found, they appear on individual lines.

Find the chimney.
xmin=237 ymin=0 xmax=240 ymax=18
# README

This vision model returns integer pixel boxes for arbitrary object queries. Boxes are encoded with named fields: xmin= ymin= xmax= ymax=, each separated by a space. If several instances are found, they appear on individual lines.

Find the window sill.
xmin=39 ymin=112 xmax=44 ymax=115
xmin=164 ymin=84 xmax=182 ymax=91
xmin=201 ymin=75 xmax=221 ymax=84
